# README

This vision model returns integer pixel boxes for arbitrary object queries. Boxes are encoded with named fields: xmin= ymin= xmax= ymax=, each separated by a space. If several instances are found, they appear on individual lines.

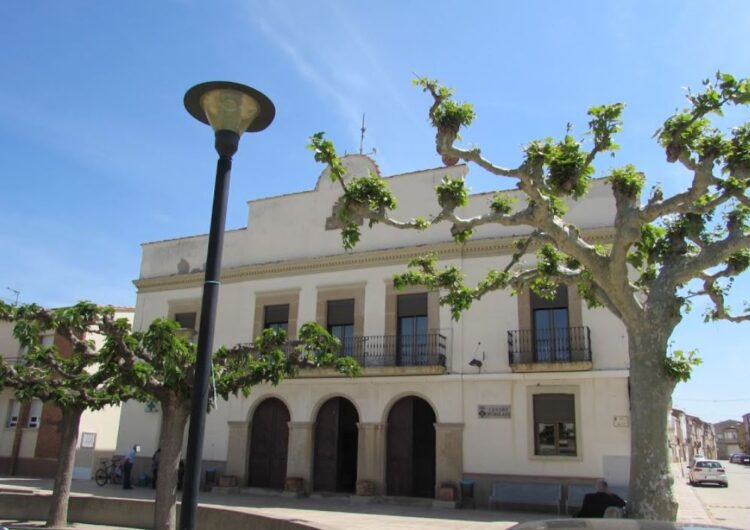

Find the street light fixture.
xmin=180 ymin=81 xmax=274 ymax=530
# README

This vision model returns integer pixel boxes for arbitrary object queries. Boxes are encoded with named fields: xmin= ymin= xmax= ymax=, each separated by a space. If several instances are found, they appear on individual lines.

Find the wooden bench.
xmin=488 ymin=481 xmax=563 ymax=514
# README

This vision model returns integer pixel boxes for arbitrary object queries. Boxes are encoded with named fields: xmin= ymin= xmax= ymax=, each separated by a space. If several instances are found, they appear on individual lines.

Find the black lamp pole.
xmin=180 ymin=82 xmax=274 ymax=530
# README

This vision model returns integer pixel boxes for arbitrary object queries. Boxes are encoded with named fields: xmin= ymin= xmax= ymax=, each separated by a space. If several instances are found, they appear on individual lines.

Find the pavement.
xmin=0 ymin=467 xmax=718 ymax=530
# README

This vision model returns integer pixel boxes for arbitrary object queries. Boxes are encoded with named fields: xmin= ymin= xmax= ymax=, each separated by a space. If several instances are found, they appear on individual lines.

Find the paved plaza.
xmin=0 ymin=464 xmax=727 ymax=530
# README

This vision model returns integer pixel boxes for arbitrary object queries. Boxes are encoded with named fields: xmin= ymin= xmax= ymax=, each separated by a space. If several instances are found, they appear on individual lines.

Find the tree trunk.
xmin=626 ymin=327 xmax=678 ymax=520
xmin=46 ymin=406 xmax=84 ymax=528
xmin=153 ymin=394 xmax=190 ymax=530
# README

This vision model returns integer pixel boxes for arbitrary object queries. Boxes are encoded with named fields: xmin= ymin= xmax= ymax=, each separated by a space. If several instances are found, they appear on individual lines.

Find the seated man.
xmin=575 ymin=479 xmax=626 ymax=518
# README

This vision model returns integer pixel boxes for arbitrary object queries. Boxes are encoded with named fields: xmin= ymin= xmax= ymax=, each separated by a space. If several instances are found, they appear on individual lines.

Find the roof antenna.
xmin=359 ymin=113 xmax=366 ymax=155
xmin=5 ymin=287 xmax=20 ymax=306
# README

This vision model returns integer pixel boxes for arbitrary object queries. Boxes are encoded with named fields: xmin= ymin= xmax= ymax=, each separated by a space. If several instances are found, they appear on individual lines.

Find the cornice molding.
xmin=134 ymin=227 xmax=615 ymax=293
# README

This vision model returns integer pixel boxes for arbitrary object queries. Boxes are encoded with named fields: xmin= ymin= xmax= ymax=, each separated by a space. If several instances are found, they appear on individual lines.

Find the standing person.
xmin=123 ymin=444 xmax=139 ymax=490
xmin=151 ymin=448 xmax=161 ymax=489
xmin=575 ymin=479 xmax=626 ymax=518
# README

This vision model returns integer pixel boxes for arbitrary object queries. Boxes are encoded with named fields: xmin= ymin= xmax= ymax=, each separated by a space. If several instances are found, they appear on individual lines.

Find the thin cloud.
xmin=246 ymin=1 xmax=419 ymax=143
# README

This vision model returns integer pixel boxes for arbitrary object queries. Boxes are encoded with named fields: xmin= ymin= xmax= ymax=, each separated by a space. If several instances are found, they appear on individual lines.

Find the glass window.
xmin=533 ymin=393 xmax=576 ymax=456
xmin=174 ymin=312 xmax=197 ymax=330
xmin=27 ymin=398 xmax=42 ymax=428
xmin=397 ymin=294 xmax=428 ymax=366
xmin=531 ymin=287 xmax=570 ymax=362
xmin=327 ymin=299 xmax=354 ymax=356
xmin=6 ymin=399 xmax=20 ymax=428
xmin=264 ymin=304 xmax=289 ymax=333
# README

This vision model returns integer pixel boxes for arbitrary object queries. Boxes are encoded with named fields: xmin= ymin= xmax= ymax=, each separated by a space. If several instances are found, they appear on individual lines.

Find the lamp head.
xmin=469 ymin=358 xmax=483 ymax=368
xmin=184 ymin=81 xmax=275 ymax=135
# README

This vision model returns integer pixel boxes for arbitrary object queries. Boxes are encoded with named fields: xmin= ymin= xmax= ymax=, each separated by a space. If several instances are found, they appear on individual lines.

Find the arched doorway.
xmin=386 ymin=396 xmax=436 ymax=498
xmin=247 ymin=397 xmax=289 ymax=489
xmin=313 ymin=397 xmax=359 ymax=493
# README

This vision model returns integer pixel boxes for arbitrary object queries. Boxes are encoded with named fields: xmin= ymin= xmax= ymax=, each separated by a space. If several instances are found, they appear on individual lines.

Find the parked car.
xmin=688 ymin=459 xmax=728 ymax=487
xmin=729 ymin=452 xmax=750 ymax=464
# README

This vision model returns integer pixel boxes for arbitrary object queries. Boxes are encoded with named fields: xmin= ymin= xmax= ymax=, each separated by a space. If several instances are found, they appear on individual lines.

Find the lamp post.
xmin=180 ymin=81 xmax=274 ymax=530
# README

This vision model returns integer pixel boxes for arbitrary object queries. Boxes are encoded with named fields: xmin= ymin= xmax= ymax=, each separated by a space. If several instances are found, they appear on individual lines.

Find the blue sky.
xmin=0 ymin=1 xmax=748 ymax=423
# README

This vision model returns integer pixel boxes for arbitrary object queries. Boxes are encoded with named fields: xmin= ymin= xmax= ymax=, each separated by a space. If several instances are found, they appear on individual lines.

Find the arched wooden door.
xmin=313 ymin=397 xmax=359 ymax=493
xmin=247 ymin=398 xmax=290 ymax=489
xmin=386 ymin=396 xmax=436 ymax=498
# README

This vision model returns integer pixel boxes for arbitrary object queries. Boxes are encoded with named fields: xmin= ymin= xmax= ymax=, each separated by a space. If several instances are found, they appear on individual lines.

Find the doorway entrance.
xmin=386 ymin=396 xmax=436 ymax=498
xmin=247 ymin=397 xmax=289 ymax=489
xmin=313 ymin=397 xmax=359 ymax=493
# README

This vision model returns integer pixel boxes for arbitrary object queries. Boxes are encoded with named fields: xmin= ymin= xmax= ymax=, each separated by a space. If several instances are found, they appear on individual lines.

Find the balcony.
xmin=297 ymin=332 xmax=448 ymax=378
xmin=507 ymin=326 xmax=592 ymax=372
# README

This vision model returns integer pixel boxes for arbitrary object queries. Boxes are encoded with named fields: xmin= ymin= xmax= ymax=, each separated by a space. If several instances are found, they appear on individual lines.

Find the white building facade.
xmin=118 ymin=156 xmax=631 ymax=505
xmin=0 ymin=308 xmax=133 ymax=479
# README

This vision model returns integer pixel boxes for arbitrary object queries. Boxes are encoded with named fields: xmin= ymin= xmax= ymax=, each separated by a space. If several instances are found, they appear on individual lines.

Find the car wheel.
xmin=689 ymin=480 xmax=695 ymax=486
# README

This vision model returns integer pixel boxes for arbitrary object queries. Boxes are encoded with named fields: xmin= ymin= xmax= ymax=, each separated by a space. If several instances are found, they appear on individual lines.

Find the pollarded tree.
xmin=99 ymin=315 xmax=358 ymax=530
xmin=0 ymin=301 xmax=136 ymax=528
xmin=309 ymin=73 xmax=750 ymax=520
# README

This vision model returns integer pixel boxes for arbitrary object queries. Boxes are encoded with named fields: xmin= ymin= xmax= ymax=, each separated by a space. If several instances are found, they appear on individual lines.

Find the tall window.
xmin=27 ymin=399 xmax=42 ymax=428
xmin=264 ymin=304 xmax=290 ymax=333
xmin=174 ymin=312 xmax=197 ymax=331
xmin=327 ymin=299 xmax=354 ymax=356
xmin=531 ymin=286 xmax=570 ymax=362
xmin=397 ymin=293 xmax=428 ymax=365
xmin=6 ymin=399 xmax=20 ymax=428
xmin=533 ymin=393 xmax=576 ymax=456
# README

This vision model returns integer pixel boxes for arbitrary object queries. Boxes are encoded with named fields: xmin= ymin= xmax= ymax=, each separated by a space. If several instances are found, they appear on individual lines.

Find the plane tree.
xmin=309 ymin=72 xmax=750 ymax=520
xmin=1 ymin=301 xmax=358 ymax=530
xmin=0 ymin=301 xmax=136 ymax=528
xmin=98 ymin=314 xmax=359 ymax=530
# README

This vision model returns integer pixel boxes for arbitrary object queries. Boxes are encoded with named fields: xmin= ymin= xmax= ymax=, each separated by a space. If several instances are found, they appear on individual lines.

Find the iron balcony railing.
xmin=338 ymin=333 xmax=448 ymax=368
xmin=507 ymin=326 xmax=592 ymax=365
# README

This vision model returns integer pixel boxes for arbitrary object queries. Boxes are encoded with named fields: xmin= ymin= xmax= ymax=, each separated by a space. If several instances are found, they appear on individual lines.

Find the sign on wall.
xmin=613 ymin=416 xmax=630 ymax=428
xmin=478 ymin=404 xmax=511 ymax=418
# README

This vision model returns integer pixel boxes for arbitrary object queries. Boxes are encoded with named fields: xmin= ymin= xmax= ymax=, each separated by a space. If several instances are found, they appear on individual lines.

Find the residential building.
xmin=117 ymin=156 xmax=631 ymax=505
xmin=742 ymin=412 xmax=750 ymax=452
xmin=0 ymin=308 xmax=133 ymax=478
xmin=713 ymin=420 xmax=742 ymax=459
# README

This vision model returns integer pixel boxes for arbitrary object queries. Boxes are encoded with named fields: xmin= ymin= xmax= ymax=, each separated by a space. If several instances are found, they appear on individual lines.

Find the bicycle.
xmin=94 ymin=457 xmax=123 ymax=486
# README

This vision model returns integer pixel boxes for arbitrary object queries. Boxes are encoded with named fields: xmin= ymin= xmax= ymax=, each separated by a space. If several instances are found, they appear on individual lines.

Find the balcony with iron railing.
xmin=507 ymin=326 xmax=592 ymax=372
xmin=296 ymin=332 xmax=448 ymax=378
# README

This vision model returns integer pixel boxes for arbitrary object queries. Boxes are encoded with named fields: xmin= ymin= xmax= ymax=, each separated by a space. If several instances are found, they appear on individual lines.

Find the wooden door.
xmin=386 ymin=396 xmax=436 ymax=498
xmin=248 ymin=398 xmax=289 ymax=489
xmin=313 ymin=397 xmax=359 ymax=493
xmin=386 ymin=397 xmax=414 ymax=496
xmin=313 ymin=398 xmax=339 ymax=492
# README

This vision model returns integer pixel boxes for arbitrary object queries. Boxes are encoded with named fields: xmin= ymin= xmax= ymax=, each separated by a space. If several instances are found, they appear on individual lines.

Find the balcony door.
xmin=327 ymin=299 xmax=354 ymax=357
xmin=397 ymin=294 xmax=428 ymax=366
xmin=531 ymin=287 xmax=570 ymax=362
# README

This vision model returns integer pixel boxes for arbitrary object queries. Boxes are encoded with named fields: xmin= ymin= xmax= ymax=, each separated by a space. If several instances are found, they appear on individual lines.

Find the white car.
xmin=688 ymin=459 xmax=728 ymax=487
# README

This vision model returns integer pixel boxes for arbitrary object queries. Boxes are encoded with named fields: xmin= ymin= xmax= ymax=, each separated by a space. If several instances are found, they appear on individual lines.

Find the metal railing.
xmin=343 ymin=333 xmax=448 ymax=368
xmin=507 ymin=326 xmax=591 ymax=365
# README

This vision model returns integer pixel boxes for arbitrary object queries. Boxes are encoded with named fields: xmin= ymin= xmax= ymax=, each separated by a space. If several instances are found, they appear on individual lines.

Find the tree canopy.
xmin=309 ymin=72 xmax=750 ymax=520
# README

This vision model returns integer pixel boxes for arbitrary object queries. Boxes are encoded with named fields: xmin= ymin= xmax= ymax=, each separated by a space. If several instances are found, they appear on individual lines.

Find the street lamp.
xmin=180 ymin=81 xmax=274 ymax=530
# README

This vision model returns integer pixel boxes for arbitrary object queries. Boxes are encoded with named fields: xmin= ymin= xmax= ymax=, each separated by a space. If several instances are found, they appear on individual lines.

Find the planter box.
xmin=438 ymin=486 xmax=456 ymax=502
xmin=285 ymin=477 xmax=305 ymax=493
xmin=356 ymin=479 xmax=375 ymax=496
xmin=218 ymin=475 xmax=237 ymax=487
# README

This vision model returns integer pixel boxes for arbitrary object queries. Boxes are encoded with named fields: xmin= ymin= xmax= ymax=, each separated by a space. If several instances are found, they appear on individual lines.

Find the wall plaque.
xmin=478 ymin=404 xmax=511 ymax=418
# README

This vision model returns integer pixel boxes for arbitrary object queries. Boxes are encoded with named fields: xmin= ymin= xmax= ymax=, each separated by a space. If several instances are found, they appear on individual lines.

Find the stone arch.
xmin=380 ymin=390 xmax=440 ymax=424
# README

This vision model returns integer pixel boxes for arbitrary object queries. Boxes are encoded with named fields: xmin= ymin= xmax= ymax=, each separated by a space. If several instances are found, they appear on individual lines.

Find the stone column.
xmin=356 ymin=422 xmax=386 ymax=495
xmin=435 ymin=423 xmax=464 ymax=490
xmin=286 ymin=422 xmax=314 ymax=492
xmin=225 ymin=421 xmax=248 ymax=484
